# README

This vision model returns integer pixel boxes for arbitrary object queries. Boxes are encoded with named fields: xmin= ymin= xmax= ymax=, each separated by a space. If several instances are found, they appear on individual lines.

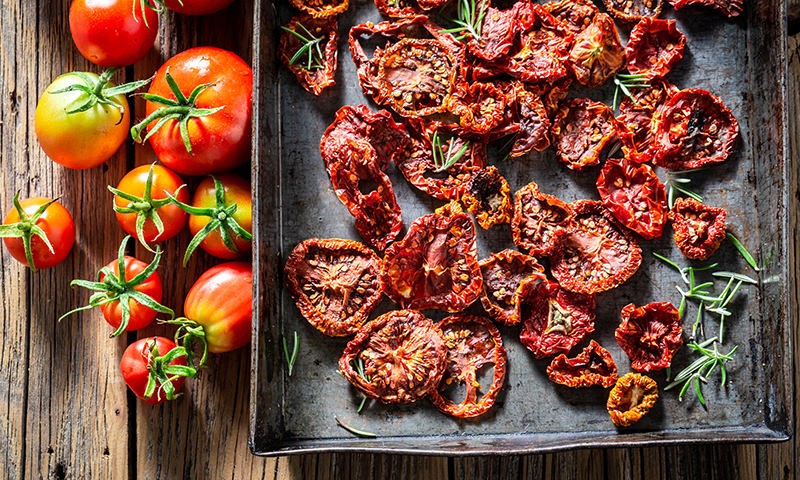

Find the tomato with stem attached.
xmin=163 ymin=0 xmax=235 ymax=15
xmin=1 ymin=193 xmax=75 ymax=271
xmin=121 ymin=336 xmax=196 ymax=404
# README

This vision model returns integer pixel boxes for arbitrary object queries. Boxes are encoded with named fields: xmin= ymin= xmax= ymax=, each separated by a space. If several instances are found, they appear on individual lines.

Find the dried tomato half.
xmin=381 ymin=212 xmax=483 ymax=311
xmin=511 ymin=181 xmax=574 ymax=257
xmin=551 ymin=98 xmax=616 ymax=170
xmin=543 ymin=0 xmax=598 ymax=35
xmin=478 ymin=249 xmax=544 ymax=326
xmin=289 ymin=0 xmax=349 ymax=18
xmin=616 ymin=302 xmax=683 ymax=372
xmin=667 ymin=0 xmax=742 ymax=17
xmin=511 ymin=84 xmax=551 ymax=156
xmin=519 ymin=279 xmax=595 ymax=359
xmin=551 ymin=200 xmax=642 ymax=294
xmin=667 ymin=197 xmax=727 ymax=261
xmin=596 ymin=158 xmax=668 ymax=240
xmin=625 ymin=19 xmax=686 ymax=79
xmin=279 ymin=15 xmax=338 ymax=96
xmin=468 ymin=2 xmax=527 ymax=63
xmin=616 ymin=80 xmax=680 ymax=163
xmin=374 ymin=0 xmax=421 ymax=17
xmin=285 ymin=239 xmax=383 ymax=337
xmin=460 ymin=167 xmax=513 ymax=229
xmin=547 ymin=340 xmax=618 ymax=388
xmin=447 ymin=82 xmax=507 ymax=135
xmin=653 ymin=88 xmax=739 ymax=171
xmin=568 ymin=13 xmax=624 ymax=87
xmin=429 ymin=315 xmax=507 ymax=418
xmin=607 ymin=373 xmax=658 ymax=427
xmin=339 ymin=310 xmax=447 ymax=403
xmin=603 ymin=0 xmax=662 ymax=22
xmin=525 ymin=77 xmax=573 ymax=118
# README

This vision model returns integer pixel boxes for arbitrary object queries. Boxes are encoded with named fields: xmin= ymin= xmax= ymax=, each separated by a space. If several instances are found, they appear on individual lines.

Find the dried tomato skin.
xmin=467 ymin=2 xmax=524 ymax=62
xmin=604 ymin=0 xmax=663 ymax=22
xmin=461 ymin=166 xmax=513 ymax=229
xmin=374 ymin=0 xmax=421 ymax=17
xmin=607 ymin=372 xmax=659 ymax=427
xmin=285 ymin=239 xmax=383 ymax=337
xmin=551 ymin=98 xmax=617 ymax=171
xmin=543 ymin=0 xmax=598 ymax=35
xmin=616 ymin=80 xmax=680 ymax=163
xmin=547 ymin=340 xmax=618 ymax=388
xmin=653 ymin=88 xmax=739 ymax=171
xmin=625 ymin=18 xmax=686 ymax=79
xmin=381 ymin=212 xmax=483 ymax=312
xmin=525 ymin=77 xmax=573 ymax=119
xmin=568 ymin=13 xmax=624 ymax=87
xmin=511 ymin=181 xmax=575 ymax=258
xmin=289 ymin=0 xmax=349 ymax=18
xmin=511 ymin=84 xmax=551 ymax=156
xmin=596 ymin=157 xmax=668 ymax=240
xmin=429 ymin=315 xmax=507 ymax=418
xmin=668 ymin=0 xmax=742 ymax=17
xmin=339 ymin=310 xmax=447 ymax=404
xmin=519 ymin=279 xmax=596 ymax=359
xmin=667 ymin=197 xmax=727 ymax=260
xmin=478 ymin=249 xmax=545 ymax=326
xmin=616 ymin=302 xmax=683 ymax=372
xmin=447 ymin=82 xmax=507 ymax=135
xmin=551 ymin=200 xmax=643 ymax=295
xmin=279 ymin=15 xmax=338 ymax=96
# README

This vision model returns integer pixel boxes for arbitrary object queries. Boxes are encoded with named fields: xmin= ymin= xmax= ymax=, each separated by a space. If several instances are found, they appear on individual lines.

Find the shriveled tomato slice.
xmin=543 ymin=0 xmax=598 ymax=34
xmin=625 ymin=18 xmax=686 ymax=79
xmin=653 ymin=88 xmax=739 ymax=171
xmin=289 ymin=0 xmax=349 ymax=18
xmin=667 ymin=197 xmax=727 ymax=261
xmin=551 ymin=98 xmax=617 ymax=170
xmin=429 ymin=315 xmax=507 ymax=418
xmin=525 ymin=77 xmax=572 ymax=118
xmin=519 ymin=279 xmax=596 ymax=359
xmin=511 ymin=181 xmax=574 ymax=257
xmin=547 ymin=340 xmax=618 ymax=388
xmin=339 ymin=310 xmax=447 ymax=403
xmin=374 ymin=0 xmax=421 ymax=17
xmin=510 ymin=84 xmax=551 ymax=156
xmin=279 ymin=15 xmax=338 ymax=96
xmin=607 ymin=373 xmax=659 ymax=427
xmin=616 ymin=302 xmax=683 ymax=372
xmin=603 ymin=0 xmax=663 ymax=22
xmin=596 ymin=158 xmax=668 ymax=240
xmin=551 ymin=200 xmax=642 ymax=294
xmin=382 ymin=212 xmax=482 ymax=311
xmin=478 ymin=249 xmax=544 ymax=326
xmin=460 ymin=167 xmax=513 ymax=229
xmin=567 ymin=13 xmax=624 ymax=87
xmin=616 ymin=80 xmax=680 ymax=163
xmin=467 ymin=2 xmax=527 ymax=62
xmin=447 ymin=82 xmax=507 ymax=135
xmin=285 ymin=238 xmax=383 ymax=337
xmin=667 ymin=0 xmax=742 ymax=17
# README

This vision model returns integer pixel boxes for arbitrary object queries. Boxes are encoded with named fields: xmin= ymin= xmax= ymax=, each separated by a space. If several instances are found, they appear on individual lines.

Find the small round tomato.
xmin=2 ymin=195 xmax=75 ymax=270
xmin=99 ymin=255 xmax=165 ymax=333
xmin=164 ymin=0 xmax=235 ymax=15
xmin=121 ymin=337 xmax=190 ymax=405
xmin=69 ymin=0 xmax=159 ymax=67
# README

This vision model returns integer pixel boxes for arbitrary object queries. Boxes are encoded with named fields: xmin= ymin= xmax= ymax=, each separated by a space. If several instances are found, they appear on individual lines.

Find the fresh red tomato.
xmin=99 ymin=255 xmax=165 ymax=333
xmin=2 ymin=195 xmax=75 ymax=271
xmin=69 ymin=0 xmax=159 ymax=67
xmin=131 ymin=47 xmax=253 ymax=175
xmin=120 ymin=337 xmax=190 ymax=405
xmin=164 ymin=0 xmax=235 ymax=15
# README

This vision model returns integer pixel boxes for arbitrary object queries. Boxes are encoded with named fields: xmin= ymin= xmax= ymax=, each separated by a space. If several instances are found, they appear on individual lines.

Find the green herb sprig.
xmin=281 ymin=23 xmax=325 ymax=70
xmin=335 ymin=416 xmax=377 ymax=438
xmin=355 ymin=358 xmax=370 ymax=413
xmin=664 ymin=168 xmax=706 ymax=208
xmin=283 ymin=331 xmax=299 ymax=376
xmin=432 ymin=131 xmax=470 ymax=172
xmin=612 ymin=73 xmax=651 ymax=110
xmin=441 ymin=0 xmax=489 ymax=41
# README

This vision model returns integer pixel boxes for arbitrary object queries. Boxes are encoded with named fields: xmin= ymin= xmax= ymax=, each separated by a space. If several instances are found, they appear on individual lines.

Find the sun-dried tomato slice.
xmin=382 ymin=212 xmax=483 ymax=311
xmin=447 ymin=82 xmax=507 ymax=135
xmin=607 ymin=373 xmax=658 ymax=427
xmin=568 ymin=13 xmax=624 ymax=87
xmin=511 ymin=181 xmax=574 ymax=257
xmin=279 ymin=15 xmax=338 ymax=96
xmin=625 ymin=19 xmax=686 ymax=79
xmin=460 ymin=167 xmax=513 ymax=229
xmin=616 ymin=80 xmax=680 ymax=163
xmin=547 ymin=340 xmax=618 ymax=388
xmin=435 ymin=200 xmax=465 ymax=217
xmin=467 ymin=0 xmax=531 ymax=62
xmin=551 ymin=200 xmax=642 ymax=294
xmin=604 ymin=0 xmax=662 ymax=22
xmin=653 ymin=89 xmax=739 ymax=171
xmin=289 ymin=0 xmax=349 ymax=18
xmin=667 ymin=0 xmax=742 ymax=17
xmin=616 ymin=302 xmax=683 ymax=372
xmin=543 ymin=0 xmax=598 ymax=34
xmin=479 ymin=249 xmax=544 ymax=326
xmin=510 ymin=84 xmax=551 ymax=156
xmin=525 ymin=77 xmax=573 ymax=118
xmin=374 ymin=0 xmax=422 ymax=17
xmin=596 ymin=158 xmax=668 ymax=240
xmin=285 ymin=238 xmax=383 ymax=337
xmin=551 ymin=98 xmax=616 ymax=170
xmin=429 ymin=315 xmax=507 ymax=418
xmin=519 ymin=279 xmax=596 ymax=359
xmin=339 ymin=310 xmax=447 ymax=403
xmin=667 ymin=197 xmax=727 ymax=261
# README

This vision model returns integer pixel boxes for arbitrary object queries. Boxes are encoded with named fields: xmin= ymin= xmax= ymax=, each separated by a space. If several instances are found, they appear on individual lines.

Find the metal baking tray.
xmin=249 ymin=0 xmax=793 ymax=456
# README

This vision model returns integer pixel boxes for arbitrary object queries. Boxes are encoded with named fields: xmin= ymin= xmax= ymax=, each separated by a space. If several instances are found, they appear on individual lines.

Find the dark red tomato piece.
xmin=2 ymin=196 xmax=75 ymax=271
xmin=653 ymin=89 xmax=739 ymax=171
xmin=69 ymin=0 xmax=159 ymax=67
xmin=543 ymin=0 xmax=598 ymax=34
xmin=460 ymin=167 xmax=513 ymax=230
xmin=616 ymin=80 xmax=680 ymax=163
xmin=279 ymin=15 xmax=338 ymax=96
xmin=478 ymin=249 xmax=545 ymax=326
xmin=616 ymin=302 xmax=683 ymax=372
xmin=596 ymin=158 xmax=668 ymax=240
xmin=467 ymin=1 xmax=530 ymax=62
xmin=429 ymin=315 xmax=507 ymax=418
xmin=511 ymin=181 xmax=574 ymax=258
xmin=285 ymin=238 xmax=383 ymax=337
xmin=447 ymin=82 xmax=507 ymax=135
xmin=551 ymin=98 xmax=617 ymax=171
xmin=120 ymin=337 xmax=191 ymax=405
xmin=374 ymin=0 xmax=422 ymax=17
xmin=525 ymin=77 xmax=573 ymax=118
xmin=625 ymin=19 xmax=686 ymax=79
xmin=381 ymin=212 xmax=483 ymax=312
xmin=551 ymin=200 xmax=642 ymax=295
xmin=604 ymin=0 xmax=663 ymax=22
xmin=568 ymin=13 xmax=624 ymax=87
xmin=510 ymin=84 xmax=551 ymax=156
xmin=339 ymin=310 xmax=447 ymax=404
xmin=667 ymin=0 xmax=742 ymax=17
xmin=288 ymin=0 xmax=349 ymax=17
xmin=163 ymin=0 xmax=235 ymax=15
xmin=547 ymin=340 xmax=618 ymax=388
xmin=667 ymin=197 xmax=727 ymax=260
xmin=519 ymin=279 xmax=596 ymax=359
xmin=607 ymin=373 xmax=659 ymax=427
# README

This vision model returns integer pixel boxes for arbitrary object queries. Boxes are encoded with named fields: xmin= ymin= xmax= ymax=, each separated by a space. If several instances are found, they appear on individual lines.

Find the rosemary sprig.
xmin=356 ymin=358 xmax=370 ymax=413
xmin=664 ymin=337 xmax=738 ymax=407
xmin=664 ymin=168 xmax=706 ymax=208
xmin=726 ymin=232 xmax=760 ymax=271
xmin=612 ymin=73 xmax=651 ymax=111
xmin=441 ymin=0 xmax=489 ymax=41
xmin=431 ymin=131 xmax=470 ymax=172
xmin=283 ymin=331 xmax=299 ymax=376
xmin=281 ymin=23 xmax=325 ymax=70
xmin=335 ymin=416 xmax=377 ymax=438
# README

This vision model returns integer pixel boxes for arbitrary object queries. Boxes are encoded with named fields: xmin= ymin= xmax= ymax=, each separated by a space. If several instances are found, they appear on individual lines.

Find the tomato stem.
xmin=49 ymin=69 xmax=152 ymax=123
xmin=164 ymin=317 xmax=209 ymax=370
xmin=0 ymin=192 xmax=58 ymax=271
xmin=142 ymin=338 xmax=197 ymax=402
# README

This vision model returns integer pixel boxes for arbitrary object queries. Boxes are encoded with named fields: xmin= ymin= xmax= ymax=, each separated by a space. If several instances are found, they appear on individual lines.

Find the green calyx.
xmin=133 ymin=0 xmax=164 ymax=28
xmin=59 ymin=235 xmax=174 ymax=337
xmin=50 ymin=68 xmax=152 ymax=124
xmin=167 ymin=176 xmax=252 ymax=266
xmin=0 ymin=192 xmax=57 ymax=272
xmin=130 ymin=69 xmax=224 ymax=155
xmin=142 ymin=338 xmax=198 ymax=402
xmin=163 ymin=318 xmax=209 ymax=370
xmin=108 ymin=163 xmax=185 ymax=253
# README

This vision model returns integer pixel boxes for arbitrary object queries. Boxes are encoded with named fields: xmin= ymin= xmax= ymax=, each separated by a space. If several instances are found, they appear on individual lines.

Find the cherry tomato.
xmin=186 ymin=174 xmax=252 ymax=261
xmin=99 ymin=255 xmax=165 ymax=333
xmin=120 ymin=337 xmax=189 ymax=405
xmin=2 ymin=196 xmax=75 ymax=270
xmin=69 ymin=0 xmax=159 ymax=67
xmin=164 ymin=0 xmax=235 ymax=15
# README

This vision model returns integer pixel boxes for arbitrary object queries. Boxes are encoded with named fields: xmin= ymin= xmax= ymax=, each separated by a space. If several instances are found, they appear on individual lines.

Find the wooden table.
xmin=0 ymin=1 xmax=796 ymax=478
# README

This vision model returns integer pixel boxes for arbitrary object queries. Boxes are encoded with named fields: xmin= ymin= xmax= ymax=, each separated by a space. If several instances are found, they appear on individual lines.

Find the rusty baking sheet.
xmin=249 ymin=0 xmax=793 ymax=456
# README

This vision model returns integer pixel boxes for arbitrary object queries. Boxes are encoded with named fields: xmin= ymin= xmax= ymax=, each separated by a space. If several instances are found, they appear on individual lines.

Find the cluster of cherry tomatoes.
xmin=1 ymin=0 xmax=254 ymax=404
